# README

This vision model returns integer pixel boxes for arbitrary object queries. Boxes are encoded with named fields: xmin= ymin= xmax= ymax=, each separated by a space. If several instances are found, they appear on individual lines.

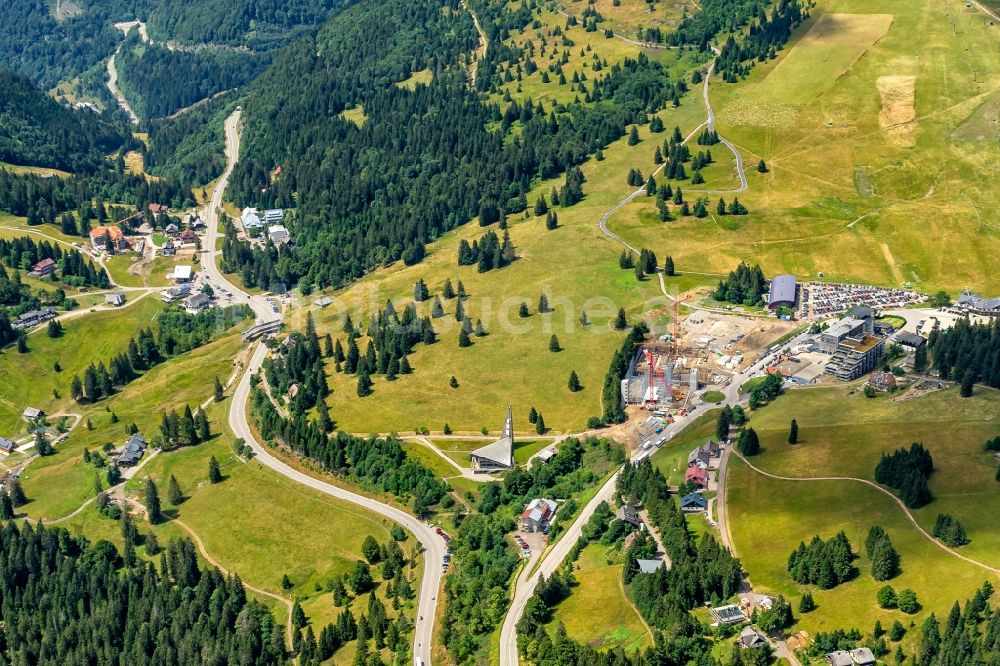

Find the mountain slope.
xmin=0 ymin=70 xmax=127 ymax=173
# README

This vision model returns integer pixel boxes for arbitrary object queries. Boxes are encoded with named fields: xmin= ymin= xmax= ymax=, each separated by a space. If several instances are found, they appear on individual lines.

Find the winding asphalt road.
xmin=203 ymin=110 xmax=445 ymax=665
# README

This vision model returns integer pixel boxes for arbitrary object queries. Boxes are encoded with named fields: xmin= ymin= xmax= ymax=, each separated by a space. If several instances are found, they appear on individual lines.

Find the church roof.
xmin=471 ymin=437 xmax=513 ymax=467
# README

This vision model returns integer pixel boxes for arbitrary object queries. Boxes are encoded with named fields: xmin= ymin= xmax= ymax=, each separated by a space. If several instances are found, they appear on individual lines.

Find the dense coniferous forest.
xmin=928 ymin=318 xmax=1000 ymax=389
xmin=144 ymin=97 xmax=231 ymax=187
xmin=249 ymin=387 xmax=448 ymax=513
xmin=787 ymin=532 xmax=856 ymax=589
xmin=713 ymin=261 xmax=767 ymax=306
xmin=618 ymin=460 xmax=743 ymax=621
xmin=0 ymin=236 xmax=109 ymax=287
xmin=908 ymin=584 xmax=1000 ymax=666
xmin=714 ymin=0 xmax=807 ymax=81
xmin=0 ymin=166 xmax=192 ymax=226
xmin=874 ymin=443 xmax=934 ymax=509
xmin=116 ymin=39 xmax=267 ymax=119
xmin=143 ymin=0 xmax=347 ymax=48
xmin=0 ymin=521 xmax=286 ymax=664
xmin=0 ymin=1 xmax=130 ymax=88
xmin=224 ymin=0 xmax=683 ymax=291
xmin=0 ymin=70 xmax=129 ymax=172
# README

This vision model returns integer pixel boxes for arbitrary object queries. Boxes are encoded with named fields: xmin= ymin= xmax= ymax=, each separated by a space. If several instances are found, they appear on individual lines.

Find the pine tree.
xmin=449 ymin=375 xmax=459 ymax=388
xmin=665 ymin=256 xmax=675 ymax=276
xmin=357 ymin=363 xmax=373 ymax=396
xmin=519 ymin=301 xmax=530 ymax=317
xmin=757 ymin=159 xmax=768 ymax=173
xmin=213 ymin=376 xmax=224 ymax=402
xmin=788 ymin=419 xmax=798 ymax=444
xmin=168 ymin=475 xmax=183 ymax=506
xmin=528 ymin=406 xmax=538 ymax=424
xmin=738 ymin=428 xmax=760 ymax=456
xmin=798 ymin=592 xmax=815 ymax=613
xmin=458 ymin=329 xmax=472 ymax=347
xmin=323 ymin=333 xmax=334 ymax=357
xmin=568 ymin=370 xmax=581 ymax=391
xmin=960 ymin=369 xmax=975 ymax=397
xmin=538 ymin=293 xmax=549 ymax=313
xmin=535 ymin=412 xmax=546 ymax=434
xmin=614 ymin=307 xmax=627 ymax=330
xmin=9 ymin=480 xmax=27 ymax=507
xmin=627 ymin=125 xmax=640 ymax=146
xmin=208 ymin=456 xmax=222 ymax=484
xmin=634 ymin=263 xmax=644 ymax=281
xmin=549 ymin=335 xmax=560 ymax=352
xmin=145 ymin=479 xmax=162 ymax=524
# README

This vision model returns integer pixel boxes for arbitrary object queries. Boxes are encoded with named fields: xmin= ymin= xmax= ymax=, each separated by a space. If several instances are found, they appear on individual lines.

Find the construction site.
xmin=622 ymin=308 xmax=799 ymax=416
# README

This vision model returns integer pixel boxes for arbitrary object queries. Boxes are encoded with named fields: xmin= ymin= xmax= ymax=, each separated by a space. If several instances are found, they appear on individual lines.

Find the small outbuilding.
xmin=636 ymin=558 xmax=665 ymax=574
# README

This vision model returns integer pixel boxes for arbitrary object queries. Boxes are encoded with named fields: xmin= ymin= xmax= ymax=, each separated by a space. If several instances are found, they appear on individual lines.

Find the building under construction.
xmin=620 ymin=347 xmax=700 ymax=410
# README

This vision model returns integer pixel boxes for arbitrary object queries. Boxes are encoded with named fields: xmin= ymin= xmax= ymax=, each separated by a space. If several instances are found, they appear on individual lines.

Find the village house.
xmin=105 ymin=292 xmax=126 ymax=307
xmin=184 ymin=293 xmax=211 ymax=314
xmin=616 ymin=503 xmax=642 ymax=528
xmin=520 ymin=498 xmax=557 ymax=533
xmin=636 ymin=559 xmax=665 ymax=574
xmin=680 ymin=492 xmax=708 ymax=512
xmin=868 ymin=370 xmax=897 ymax=392
xmin=179 ymin=229 xmax=199 ymax=244
xmin=738 ymin=627 xmax=768 ymax=649
xmin=28 ymin=258 xmax=56 ymax=278
xmin=147 ymin=203 xmax=169 ymax=215
xmin=90 ymin=225 xmax=129 ymax=253
xmin=685 ymin=466 xmax=709 ymax=489
xmin=22 ymin=407 xmax=43 ymax=421
xmin=164 ymin=223 xmax=179 ymax=236
xmin=117 ymin=434 xmax=147 ymax=467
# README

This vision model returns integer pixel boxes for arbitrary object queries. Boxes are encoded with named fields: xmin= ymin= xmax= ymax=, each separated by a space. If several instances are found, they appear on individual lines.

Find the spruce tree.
xmin=535 ymin=412 xmax=546 ymax=434
xmin=528 ymin=406 xmax=538 ymax=424
xmin=449 ymin=376 xmax=459 ymax=388
xmin=788 ymin=418 xmax=798 ymax=444
xmin=627 ymin=125 xmax=639 ymax=146
xmin=208 ymin=456 xmax=222 ymax=484
xmin=665 ymin=255 xmax=675 ymax=276
xmin=568 ymin=370 xmax=581 ymax=391
xmin=165 ymin=473 xmax=184 ymax=506
xmin=145 ymin=479 xmax=162 ymax=524
xmin=9 ymin=479 xmax=27 ymax=507
xmin=213 ymin=376 xmax=224 ymax=402
xmin=757 ymin=159 xmax=768 ymax=173
xmin=458 ymin=329 xmax=472 ymax=347
xmin=519 ymin=301 xmax=530 ymax=317
xmin=0 ymin=491 xmax=13 ymax=519
xmin=549 ymin=335 xmax=560 ymax=352
xmin=614 ymin=307 xmax=627 ymax=330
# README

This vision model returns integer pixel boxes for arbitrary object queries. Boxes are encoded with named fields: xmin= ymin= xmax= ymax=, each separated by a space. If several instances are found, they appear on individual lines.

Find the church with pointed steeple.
xmin=470 ymin=405 xmax=514 ymax=473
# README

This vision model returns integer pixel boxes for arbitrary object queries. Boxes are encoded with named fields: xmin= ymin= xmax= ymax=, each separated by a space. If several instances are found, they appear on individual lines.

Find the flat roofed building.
xmin=171 ymin=265 xmax=193 ymax=282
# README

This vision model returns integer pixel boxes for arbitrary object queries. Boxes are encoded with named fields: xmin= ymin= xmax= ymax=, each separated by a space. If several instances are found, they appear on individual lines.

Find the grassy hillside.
xmin=727 ymin=385 xmax=1000 ymax=646
xmin=612 ymin=0 xmax=1000 ymax=292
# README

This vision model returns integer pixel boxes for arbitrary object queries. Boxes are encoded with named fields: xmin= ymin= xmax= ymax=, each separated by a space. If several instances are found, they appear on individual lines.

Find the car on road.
xmin=642 ymin=440 xmax=653 ymax=450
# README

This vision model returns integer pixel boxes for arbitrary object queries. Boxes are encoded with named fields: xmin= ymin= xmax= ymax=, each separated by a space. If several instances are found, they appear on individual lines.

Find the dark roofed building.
xmin=0 ymin=438 xmax=14 ymax=452
xmin=116 ymin=434 xmax=147 ymax=467
xmin=616 ymin=503 xmax=642 ymax=527
xmin=895 ymin=332 xmax=926 ymax=349
xmin=767 ymin=275 xmax=798 ymax=311
xmin=29 ymin=258 xmax=56 ymax=277
xmin=680 ymin=492 xmax=708 ymax=512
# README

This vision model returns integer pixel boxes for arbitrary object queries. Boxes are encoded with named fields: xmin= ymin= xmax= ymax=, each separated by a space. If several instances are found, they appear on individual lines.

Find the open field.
xmin=0 ymin=162 xmax=72 ymax=178
xmin=104 ymin=253 xmax=183 ymax=288
xmin=18 ymin=329 xmax=240 ymax=520
xmin=297 ymin=112 xmax=720 ymax=434
xmin=729 ymin=456 xmax=991 ymax=645
xmin=739 ymin=384 xmax=1000 ymax=568
xmin=0 ymin=212 xmax=85 ymax=246
xmin=609 ymin=0 xmax=1000 ymax=293
xmin=547 ymin=542 xmax=652 ymax=651
xmin=123 ymin=404 xmax=409 ymax=632
xmin=0 ymin=297 xmax=165 ymax=433
xmin=727 ymin=384 xmax=1000 ymax=642
xmin=558 ymin=0 xmax=694 ymax=39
